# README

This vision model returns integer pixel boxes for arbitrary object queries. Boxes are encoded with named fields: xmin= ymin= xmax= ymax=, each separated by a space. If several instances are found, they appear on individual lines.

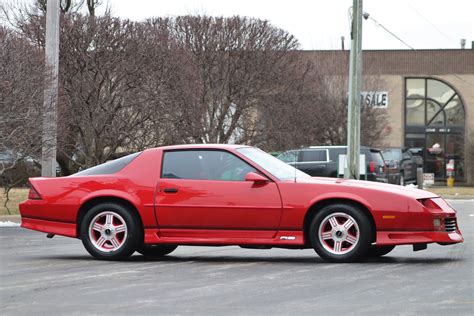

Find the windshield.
xmin=237 ymin=147 xmax=310 ymax=181
xmin=381 ymin=149 xmax=402 ymax=161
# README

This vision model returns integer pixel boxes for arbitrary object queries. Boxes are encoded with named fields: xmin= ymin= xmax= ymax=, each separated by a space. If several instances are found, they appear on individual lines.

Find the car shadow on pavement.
xmin=33 ymin=254 xmax=464 ymax=265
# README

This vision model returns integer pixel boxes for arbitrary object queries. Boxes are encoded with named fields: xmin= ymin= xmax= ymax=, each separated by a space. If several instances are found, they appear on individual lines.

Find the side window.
xmin=162 ymin=150 xmax=257 ymax=181
xmin=300 ymin=150 xmax=327 ymax=162
xmin=403 ymin=151 xmax=412 ymax=160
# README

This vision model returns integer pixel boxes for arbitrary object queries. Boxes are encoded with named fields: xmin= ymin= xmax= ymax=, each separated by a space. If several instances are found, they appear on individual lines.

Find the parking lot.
xmin=1 ymin=200 xmax=473 ymax=315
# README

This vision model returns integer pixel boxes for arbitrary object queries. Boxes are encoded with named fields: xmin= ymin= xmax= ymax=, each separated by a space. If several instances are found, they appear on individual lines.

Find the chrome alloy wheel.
xmin=88 ymin=211 xmax=128 ymax=252
xmin=318 ymin=212 xmax=360 ymax=255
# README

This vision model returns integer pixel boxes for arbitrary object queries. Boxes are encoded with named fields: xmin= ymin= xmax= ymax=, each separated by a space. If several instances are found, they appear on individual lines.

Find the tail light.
xmin=28 ymin=185 xmax=42 ymax=200
xmin=369 ymin=161 xmax=375 ymax=173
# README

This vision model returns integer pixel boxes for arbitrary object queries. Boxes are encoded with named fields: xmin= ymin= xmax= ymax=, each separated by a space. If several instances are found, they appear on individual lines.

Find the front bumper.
xmin=376 ymin=196 xmax=464 ymax=246
xmin=376 ymin=230 xmax=463 ymax=246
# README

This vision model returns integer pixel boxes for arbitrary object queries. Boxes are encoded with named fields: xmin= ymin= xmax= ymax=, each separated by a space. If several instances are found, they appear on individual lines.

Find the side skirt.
xmin=144 ymin=229 xmax=305 ymax=247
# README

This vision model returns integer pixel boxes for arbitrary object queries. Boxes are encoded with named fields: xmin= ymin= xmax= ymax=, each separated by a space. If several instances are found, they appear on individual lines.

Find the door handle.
xmin=163 ymin=188 xmax=179 ymax=193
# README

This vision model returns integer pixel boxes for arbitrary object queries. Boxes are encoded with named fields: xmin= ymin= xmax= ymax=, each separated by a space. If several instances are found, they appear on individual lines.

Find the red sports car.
xmin=19 ymin=144 xmax=463 ymax=262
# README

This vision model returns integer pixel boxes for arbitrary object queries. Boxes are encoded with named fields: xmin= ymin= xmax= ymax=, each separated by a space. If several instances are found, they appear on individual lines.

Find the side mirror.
xmin=245 ymin=172 xmax=269 ymax=185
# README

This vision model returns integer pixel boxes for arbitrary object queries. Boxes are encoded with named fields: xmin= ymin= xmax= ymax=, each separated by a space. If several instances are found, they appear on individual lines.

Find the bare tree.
xmin=165 ymin=15 xmax=301 ymax=144
xmin=315 ymin=74 xmax=389 ymax=147
xmin=0 ymin=26 xmax=44 ymax=173
xmin=14 ymin=11 xmax=195 ymax=173
xmin=55 ymin=15 xmax=186 ymax=172
xmin=3 ymin=2 xmax=389 ymax=177
xmin=0 ymin=26 xmax=44 ymax=212
xmin=258 ymin=52 xmax=390 ymax=151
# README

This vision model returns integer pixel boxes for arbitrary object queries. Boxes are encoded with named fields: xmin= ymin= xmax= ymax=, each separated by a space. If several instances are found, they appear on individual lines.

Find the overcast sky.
xmin=104 ymin=0 xmax=473 ymax=50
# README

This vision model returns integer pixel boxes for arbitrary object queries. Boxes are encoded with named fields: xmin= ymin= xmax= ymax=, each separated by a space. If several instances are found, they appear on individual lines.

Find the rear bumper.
xmin=21 ymin=217 xmax=77 ymax=238
xmin=376 ymin=230 xmax=463 ymax=246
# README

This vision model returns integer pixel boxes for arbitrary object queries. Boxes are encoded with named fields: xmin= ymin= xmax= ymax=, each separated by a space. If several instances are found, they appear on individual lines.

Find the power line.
xmin=366 ymin=15 xmax=415 ymax=50
xmin=407 ymin=4 xmax=456 ymax=46
xmin=365 ymin=12 xmax=474 ymax=89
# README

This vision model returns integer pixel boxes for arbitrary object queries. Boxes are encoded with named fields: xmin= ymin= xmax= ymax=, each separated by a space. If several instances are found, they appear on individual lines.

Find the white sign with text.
xmin=361 ymin=91 xmax=388 ymax=108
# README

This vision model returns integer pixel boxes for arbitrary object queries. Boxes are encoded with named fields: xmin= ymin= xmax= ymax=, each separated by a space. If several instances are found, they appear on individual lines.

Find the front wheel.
xmin=81 ymin=203 xmax=140 ymax=260
xmin=309 ymin=203 xmax=372 ymax=263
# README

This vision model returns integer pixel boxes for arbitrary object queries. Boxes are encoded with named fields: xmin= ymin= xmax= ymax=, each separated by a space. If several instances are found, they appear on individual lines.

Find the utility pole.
xmin=41 ymin=0 xmax=60 ymax=177
xmin=344 ymin=0 xmax=363 ymax=180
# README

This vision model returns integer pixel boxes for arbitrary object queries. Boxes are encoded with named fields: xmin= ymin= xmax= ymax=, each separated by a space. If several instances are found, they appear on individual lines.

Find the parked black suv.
xmin=381 ymin=147 xmax=420 ymax=185
xmin=277 ymin=146 xmax=389 ymax=183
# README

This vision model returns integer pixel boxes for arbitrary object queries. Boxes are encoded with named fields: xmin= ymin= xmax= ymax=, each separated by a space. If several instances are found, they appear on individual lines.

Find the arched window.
xmin=405 ymin=78 xmax=465 ymax=181
xmin=406 ymin=78 xmax=465 ymax=127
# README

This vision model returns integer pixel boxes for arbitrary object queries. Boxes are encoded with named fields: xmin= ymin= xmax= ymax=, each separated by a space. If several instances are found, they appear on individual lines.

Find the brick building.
xmin=305 ymin=49 xmax=474 ymax=184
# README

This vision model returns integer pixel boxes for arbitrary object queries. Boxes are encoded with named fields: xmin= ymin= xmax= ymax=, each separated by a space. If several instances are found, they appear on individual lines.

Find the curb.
xmin=440 ymin=195 xmax=474 ymax=200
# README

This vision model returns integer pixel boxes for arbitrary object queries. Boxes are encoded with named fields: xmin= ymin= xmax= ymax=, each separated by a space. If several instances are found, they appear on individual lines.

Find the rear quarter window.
xmin=72 ymin=152 xmax=141 ymax=176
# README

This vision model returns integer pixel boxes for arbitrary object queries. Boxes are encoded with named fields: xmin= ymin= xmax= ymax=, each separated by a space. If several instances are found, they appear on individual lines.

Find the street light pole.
xmin=41 ymin=0 xmax=60 ymax=177
xmin=344 ymin=0 xmax=363 ymax=180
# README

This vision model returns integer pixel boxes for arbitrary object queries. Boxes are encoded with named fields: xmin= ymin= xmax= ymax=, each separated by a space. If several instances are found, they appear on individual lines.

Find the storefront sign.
xmin=361 ymin=91 xmax=388 ymax=108
xmin=423 ymin=173 xmax=435 ymax=186
xmin=425 ymin=128 xmax=452 ymax=133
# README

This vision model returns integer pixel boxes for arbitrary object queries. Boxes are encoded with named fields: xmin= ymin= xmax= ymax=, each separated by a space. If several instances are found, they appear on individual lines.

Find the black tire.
xmin=309 ymin=203 xmax=372 ymax=263
xmin=137 ymin=244 xmax=178 ymax=257
xmin=80 ymin=202 xmax=141 ymax=260
xmin=366 ymin=245 xmax=395 ymax=257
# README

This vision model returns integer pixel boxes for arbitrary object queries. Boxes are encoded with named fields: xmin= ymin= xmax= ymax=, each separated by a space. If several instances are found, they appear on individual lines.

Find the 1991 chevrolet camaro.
xmin=20 ymin=144 xmax=463 ymax=262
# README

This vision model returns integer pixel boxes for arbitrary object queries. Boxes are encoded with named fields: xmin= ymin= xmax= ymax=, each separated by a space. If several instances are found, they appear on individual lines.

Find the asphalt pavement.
xmin=1 ymin=200 xmax=473 ymax=315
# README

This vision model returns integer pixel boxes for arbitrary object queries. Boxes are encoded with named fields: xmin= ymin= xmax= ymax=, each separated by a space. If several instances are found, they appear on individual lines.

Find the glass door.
xmin=425 ymin=133 xmax=445 ymax=180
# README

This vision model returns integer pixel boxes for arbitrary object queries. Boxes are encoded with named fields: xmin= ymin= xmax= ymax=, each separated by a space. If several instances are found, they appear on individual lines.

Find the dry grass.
xmin=426 ymin=186 xmax=474 ymax=198
xmin=0 ymin=188 xmax=28 ymax=215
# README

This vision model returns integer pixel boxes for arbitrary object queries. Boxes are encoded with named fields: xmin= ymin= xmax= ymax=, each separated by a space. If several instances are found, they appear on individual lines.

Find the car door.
xmin=155 ymin=149 xmax=283 ymax=239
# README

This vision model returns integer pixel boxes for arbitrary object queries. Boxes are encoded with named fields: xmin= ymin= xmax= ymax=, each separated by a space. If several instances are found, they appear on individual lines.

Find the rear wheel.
xmin=366 ymin=245 xmax=395 ymax=257
xmin=81 ymin=202 xmax=140 ymax=260
xmin=309 ymin=203 xmax=372 ymax=263
xmin=137 ymin=244 xmax=178 ymax=257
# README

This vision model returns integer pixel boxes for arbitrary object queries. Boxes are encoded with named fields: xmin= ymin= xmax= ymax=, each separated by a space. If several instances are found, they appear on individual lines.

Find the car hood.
xmin=297 ymin=177 xmax=439 ymax=200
